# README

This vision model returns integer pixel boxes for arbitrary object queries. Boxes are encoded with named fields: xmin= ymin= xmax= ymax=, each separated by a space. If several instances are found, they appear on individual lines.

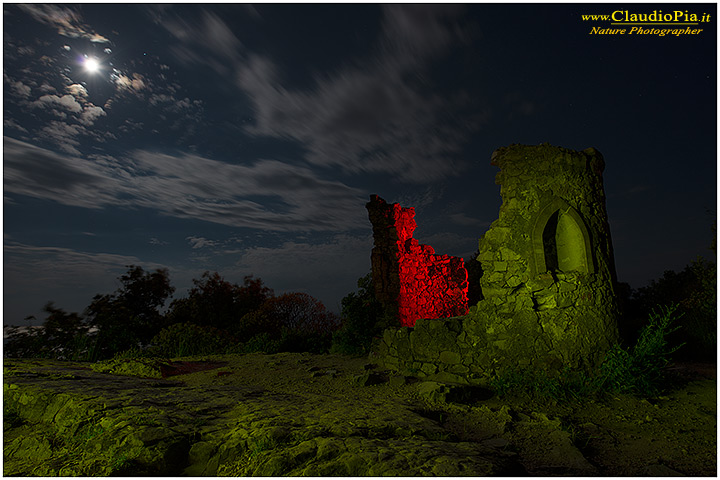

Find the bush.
xmin=149 ymin=322 xmax=237 ymax=358
xmin=627 ymin=257 xmax=715 ymax=360
xmin=331 ymin=274 xmax=386 ymax=356
xmin=491 ymin=304 xmax=685 ymax=400
xmin=241 ymin=332 xmax=281 ymax=354
xmin=598 ymin=304 xmax=684 ymax=396
xmin=235 ymin=293 xmax=340 ymax=353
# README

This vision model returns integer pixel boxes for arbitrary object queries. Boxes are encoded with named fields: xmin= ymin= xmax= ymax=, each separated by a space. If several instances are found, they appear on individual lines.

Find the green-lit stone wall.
xmin=375 ymin=144 xmax=620 ymax=383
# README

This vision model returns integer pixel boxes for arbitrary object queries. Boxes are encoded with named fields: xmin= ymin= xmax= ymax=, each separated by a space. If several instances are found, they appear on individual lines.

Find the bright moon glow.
xmin=84 ymin=57 xmax=100 ymax=73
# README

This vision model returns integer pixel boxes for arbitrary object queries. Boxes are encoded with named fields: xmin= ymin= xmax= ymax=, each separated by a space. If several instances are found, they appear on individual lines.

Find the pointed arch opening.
xmin=532 ymin=198 xmax=594 ymax=276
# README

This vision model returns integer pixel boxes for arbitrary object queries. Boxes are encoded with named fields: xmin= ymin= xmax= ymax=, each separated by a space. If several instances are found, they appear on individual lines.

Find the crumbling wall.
xmin=375 ymin=144 xmax=620 ymax=381
xmin=367 ymin=195 xmax=469 ymax=327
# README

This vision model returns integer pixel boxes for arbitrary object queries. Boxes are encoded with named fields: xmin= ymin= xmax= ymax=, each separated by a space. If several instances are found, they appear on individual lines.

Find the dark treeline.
xmin=4 ymin=267 xmax=390 ymax=362
xmin=5 ymin=251 xmax=715 ymax=363
xmin=616 ymin=256 xmax=716 ymax=361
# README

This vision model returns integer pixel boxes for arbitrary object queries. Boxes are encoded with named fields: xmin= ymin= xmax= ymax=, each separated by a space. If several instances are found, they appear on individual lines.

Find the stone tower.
xmin=469 ymin=143 xmax=619 ymax=371
xmin=375 ymin=144 xmax=620 ymax=383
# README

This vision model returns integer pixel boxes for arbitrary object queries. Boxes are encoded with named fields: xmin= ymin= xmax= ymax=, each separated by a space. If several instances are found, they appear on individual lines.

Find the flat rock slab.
xmin=4 ymin=355 xmax=716 ymax=476
xmin=4 ymin=354 xmax=519 ymax=476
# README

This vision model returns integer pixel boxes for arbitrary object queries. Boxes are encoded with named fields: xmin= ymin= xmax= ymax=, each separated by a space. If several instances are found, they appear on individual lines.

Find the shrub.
xmin=628 ymin=257 xmax=715 ymax=360
xmin=491 ymin=304 xmax=684 ymax=400
xmin=331 ymin=274 xmax=385 ymax=356
xmin=235 ymin=292 xmax=340 ymax=353
xmin=241 ymin=332 xmax=281 ymax=354
xmin=598 ymin=304 xmax=684 ymax=396
xmin=149 ymin=322 xmax=236 ymax=358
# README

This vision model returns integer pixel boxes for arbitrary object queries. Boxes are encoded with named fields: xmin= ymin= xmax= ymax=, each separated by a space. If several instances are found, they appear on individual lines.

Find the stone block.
xmin=420 ymin=363 xmax=437 ymax=375
xmin=448 ymin=364 xmax=470 ymax=375
xmin=494 ymin=261 xmax=508 ymax=272
xmin=438 ymin=351 xmax=462 ymax=365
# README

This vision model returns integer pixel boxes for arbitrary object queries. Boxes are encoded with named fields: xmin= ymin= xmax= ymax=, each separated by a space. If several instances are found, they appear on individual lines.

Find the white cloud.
xmin=10 ymin=80 xmax=31 ymax=98
xmin=4 ymin=136 xmax=114 ymax=202
xmin=4 ymin=118 xmax=28 ymax=133
xmin=66 ymin=83 xmax=88 ymax=98
xmin=113 ymin=73 xmax=147 ymax=93
xmin=153 ymin=5 xmax=483 ymax=184
xmin=154 ymin=9 xmax=243 ymax=75
xmin=33 ymin=94 xmax=83 ymax=113
xmin=4 ymin=137 xmax=368 ymax=232
xmin=38 ymin=83 xmax=55 ymax=94
xmin=186 ymin=236 xmax=217 ymax=249
xmin=79 ymin=105 xmax=106 ymax=126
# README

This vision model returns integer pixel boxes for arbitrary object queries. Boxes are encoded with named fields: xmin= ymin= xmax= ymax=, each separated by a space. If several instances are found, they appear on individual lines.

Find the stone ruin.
xmin=372 ymin=144 xmax=620 ymax=384
xmin=366 ymin=195 xmax=469 ymax=327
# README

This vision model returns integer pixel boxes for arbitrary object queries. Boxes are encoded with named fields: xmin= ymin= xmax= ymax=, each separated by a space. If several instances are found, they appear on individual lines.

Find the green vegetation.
xmin=490 ymin=304 xmax=686 ymax=401
xmin=330 ymin=273 xmax=395 ymax=356
xmin=623 ymin=256 xmax=716 ymax=360
xmin=150 ymin=322 xmax=237 ymax=358
xmin=598 ymin=304 xmax=684 ymax=396
xmin=90 ymin=356 xmax=170 ymax=378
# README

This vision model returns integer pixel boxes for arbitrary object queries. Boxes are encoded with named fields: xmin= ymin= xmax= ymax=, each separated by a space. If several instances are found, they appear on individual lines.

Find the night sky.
xmin=4 ymin=4 xmax=716 ymax=326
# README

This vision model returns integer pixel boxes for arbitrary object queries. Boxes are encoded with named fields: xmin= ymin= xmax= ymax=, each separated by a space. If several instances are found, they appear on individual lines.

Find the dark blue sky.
xmin=4 ymin=3 xmax=716 ymax=325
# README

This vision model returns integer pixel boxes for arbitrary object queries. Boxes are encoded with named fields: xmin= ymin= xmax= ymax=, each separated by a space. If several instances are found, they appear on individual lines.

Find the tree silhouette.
xmin=238 ymin=292 xmax=340 ymax=353
xmin=166 ymin=272 xmax=273 ymax=332
xmin=5 ymin=302 xmax=87 ymax=359
xmin=331 ymin=273 xmax=385 ymax=355
xmin=85 ymin=265 xmax=174 ymax=358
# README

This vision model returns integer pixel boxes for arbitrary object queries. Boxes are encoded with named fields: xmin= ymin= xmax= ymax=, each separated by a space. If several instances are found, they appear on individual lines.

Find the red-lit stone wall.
xmin=367 ymin=195 xmax=469 ymax=327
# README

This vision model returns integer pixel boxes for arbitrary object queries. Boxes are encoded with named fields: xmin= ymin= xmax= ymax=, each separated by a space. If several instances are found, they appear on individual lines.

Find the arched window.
xmin=532 ymin=199 xmax=594 ymax=275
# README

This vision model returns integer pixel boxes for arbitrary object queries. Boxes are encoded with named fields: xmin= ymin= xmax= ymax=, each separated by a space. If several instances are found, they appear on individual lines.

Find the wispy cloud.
xmin=448 ymin=212 xmax=491 ymax=228
xmin=3 ymin=241 xmax=169 ymax=322
xmin=4 ymin=137 xmax=367 ymax=232
xmin=152 ymin=8 xmax=244 ymax=76
xmin=18 ymin=4 xmax=110 ymax=43
xmin=186 ymin=236 xmax=217 ymax=249
xmin=4 ymin=137 xmax=115 ymax=201
xmin=236 ymin=6 xmax=483 ymax=183
xmin=155 ymin=5 xmax=485 ymax=184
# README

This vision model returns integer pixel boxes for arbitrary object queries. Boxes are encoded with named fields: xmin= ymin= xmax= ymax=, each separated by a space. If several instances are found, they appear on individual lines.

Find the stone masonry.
xmin=375 ymin=144 xmax=620 ymax=384
xmin=367 ymin=195 xmax=469 ymax=327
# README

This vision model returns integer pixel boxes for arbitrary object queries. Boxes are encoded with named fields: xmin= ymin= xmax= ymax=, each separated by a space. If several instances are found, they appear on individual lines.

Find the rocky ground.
xmin=3 ymin=353 xmax=716 ymax=476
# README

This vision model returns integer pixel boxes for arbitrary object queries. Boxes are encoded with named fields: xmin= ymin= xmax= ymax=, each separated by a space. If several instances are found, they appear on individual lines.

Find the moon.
xmin=84 ymin=57 xmax=100 ymax=74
